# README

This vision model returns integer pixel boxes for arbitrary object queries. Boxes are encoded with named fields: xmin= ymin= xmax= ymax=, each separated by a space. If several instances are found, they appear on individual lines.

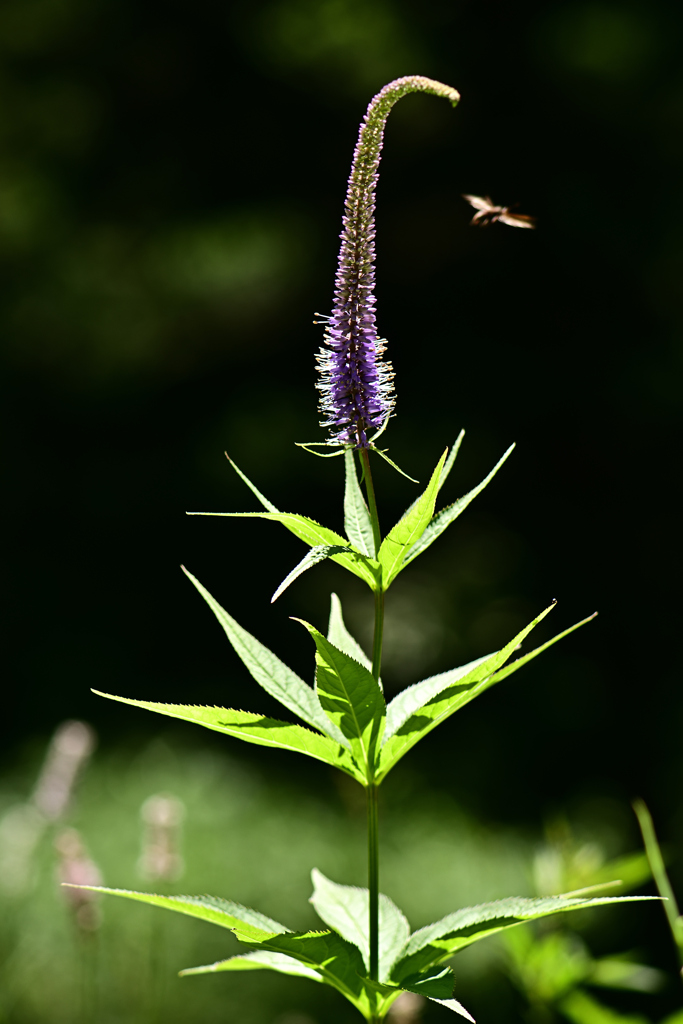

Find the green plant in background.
xmin=634 ymin=801 xmax=683 ymax=984
xmin=72 ymin=76 xmax=659 ymax=1023
xmin=501 ymin=821 xmax=673 ymax=1024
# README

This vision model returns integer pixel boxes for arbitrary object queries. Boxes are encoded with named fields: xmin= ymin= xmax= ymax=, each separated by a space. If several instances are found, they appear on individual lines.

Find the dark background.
xmin=3 ymin=0 xmax=681 ymax=975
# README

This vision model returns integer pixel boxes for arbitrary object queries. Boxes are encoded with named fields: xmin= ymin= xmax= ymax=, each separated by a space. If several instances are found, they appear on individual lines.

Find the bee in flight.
xmin=462 ymin=194 xmax=536 ymax=229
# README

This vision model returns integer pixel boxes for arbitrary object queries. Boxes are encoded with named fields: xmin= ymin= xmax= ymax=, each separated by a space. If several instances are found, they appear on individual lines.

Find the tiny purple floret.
xmin=316 ymin=76 xmax=460 ymax=448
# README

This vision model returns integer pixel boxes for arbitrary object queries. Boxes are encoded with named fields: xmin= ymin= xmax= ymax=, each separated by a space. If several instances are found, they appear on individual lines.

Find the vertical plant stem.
xmin=634 ymin=799 xmax=683 ymax=979
xmin=360 ymin=446 xmax=384 ymax=986
xmin=367 ymin=782 xmax=380 ymax=982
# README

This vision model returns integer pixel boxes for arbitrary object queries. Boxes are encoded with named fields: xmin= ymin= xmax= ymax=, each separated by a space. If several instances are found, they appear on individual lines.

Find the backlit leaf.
xmin=254 ymin=930 xmax=368 ymax=1006
xmin=383 ymin=653 xmax=492 ymax=743
xmin=91 ymin=693 xmax=365 ymax=783
xmin=438 ymin=431 xmax=465 ymax=494
xmin=392 ymin=895 xmax=662 ymax=980
xmin=225 ymin=455 xmax=279 ymax=513
xmin=377 ymin=604 xmax=556 ymax=779
xmin=327 ymin=593 xmax=373 ymax=675
xmin=66 ymin=887 xmax=287 ymax=942
xmin=180 ymin=950 xmax=322 ymax=981
xmin=187 ymin=512 xmax=380 ymax=590
xmin=378 ymin=450 xmax=447 ymax=586
xmin=344 ymin=450 xmax=375 ymax=557
xmin=403 ymin=445 xmax=514 ymax=568
xmin=310 ymin=868 xmax=410 ymax=980
xmin=271 ymin=545 xmax=350 ymax=603
xmin=297 ymin=622 xmax=385 ymax=778
xmin=183 ymin=567 xmax=345 ymax=743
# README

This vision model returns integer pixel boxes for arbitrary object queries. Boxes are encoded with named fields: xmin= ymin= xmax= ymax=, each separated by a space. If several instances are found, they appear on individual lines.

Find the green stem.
xmin=367 ymin=782 xmax=380 ymax=982
xmin=360 ymin=446 xmax=384 ymax=985
xmin=634 ymin=799 xmax=683 ymax=979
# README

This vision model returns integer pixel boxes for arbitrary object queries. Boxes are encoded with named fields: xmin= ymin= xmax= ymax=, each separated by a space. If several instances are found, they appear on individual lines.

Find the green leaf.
xmin=633 ymin=799 xmax=683 ymax=955
xmin=400 ymin=967 xmax=476 ymax=1020
xmin=253 ymin=930 xmax=369 ymax=1007
xmin=378 ymin=450 xmax=448 ymax=587
xmin=327 ymin=593 xmax=373 ymax=676
xmin=377 ymin=604 xmax=557 ymax=780
xmin=483 ymin=613 xmax=597 ymax=687
xmin=590 ymin=956 xmax=666 ymax=993
xmin=180 ymin=950 xmax=323 ymax=982
xmin=400 ymin=965 xmax=455 ymax=1000
xmin=371 ymin=447 xmax=419 ymax=482
xmin=310 ymin=868 xmax=410 ymax=981
xmin=392 ymin=895 xmax=662 ymax=980
xmin=403 ymin=445 xmax=515 ymax=568
xmin=271 ymin=545 xmax=350 ymax=603
xmin=183 ymin=567 xmax=344 ymax=743
xmin=383 ymin=653 xmax=493 ymax=743
xmin=428 ymin=997 xmax=477 ymax=1020
xmin=559 ymin=988 xmax=650 ymax=1024
xmin=187 ymin=512 xmax=380 ymax=590
xmin=66 ymin=886 xmax=288 ymax=942
xmin=296 ymin=622 xmax=385 ymax=779
xmin=401 ymin=434 xmax=465 ymax=522
xmin=344 ymin=450 xmax=375 ymax=557
xmin=438 ymin=431 xmax=465 ymax=494
xmin=91 ymin=692 xmax=365 ymax=784
xmin=225 ymin=454 xmax=280 ymax=512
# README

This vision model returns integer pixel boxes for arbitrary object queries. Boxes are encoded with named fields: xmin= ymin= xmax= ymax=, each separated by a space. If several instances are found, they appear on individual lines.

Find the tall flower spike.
xmin=316 ymin=76 xmax=460 ymax=449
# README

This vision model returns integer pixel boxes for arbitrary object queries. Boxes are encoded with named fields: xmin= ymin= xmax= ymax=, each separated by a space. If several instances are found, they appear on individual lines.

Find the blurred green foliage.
xmin=1 ymin=729 xmax=677 ymax=1024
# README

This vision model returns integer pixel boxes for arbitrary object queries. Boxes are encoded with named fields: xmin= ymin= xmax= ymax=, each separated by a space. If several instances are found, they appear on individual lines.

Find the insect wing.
xmin=462 ymin=194 xmax=494 ymax=211
xmin=498 ymin=212 xmax=536 ymax=229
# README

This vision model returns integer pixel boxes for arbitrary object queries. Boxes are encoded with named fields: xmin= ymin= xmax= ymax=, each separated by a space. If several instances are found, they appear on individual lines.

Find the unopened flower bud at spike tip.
xmin=316 ymin=76 xmax=460 ymax=449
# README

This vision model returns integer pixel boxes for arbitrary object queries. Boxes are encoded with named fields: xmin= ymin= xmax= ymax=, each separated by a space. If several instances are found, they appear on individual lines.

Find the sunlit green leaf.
xmin=378 ymin=450 xmax=447 ymax=586
xmin=91 ymin=692 xmax=365 ymax=783
xmin=429 ymin=997 xmax=477 ymax=1020
xmin=296 ymin=622 xmax=385 ymax=778
xmin=559 ymin=988 xmax=650 ymax=1024
xmin=438 ymin=431 xmax=465 ymax=494
xmin=253 ymin=930 xmax=368 ymax=1007
xmin=66 ymin=886 xmax=287 ymax=942
xmin=401 ymin=966 xmax=476 ymax=1019
xmin=383 ymin=653 xmax=492 ymax=743
xmin=183 ymin=567 xmax=345 ymax=743
xmin=377 ymin=604 xmax=556 ymax=779
xmin=225 ymin=454 xmax=279 ymax=512
xmin=310 ymin=868 xmax=410 ymax=981
xmin=483 ymin=612 xmax=597 ymax=687
xmin=271 ymin=545 xmax=350 ymax=603
xmin=400 ymin=965 xmax=455 ymax=1000
xmin=392 ymin=895 xmax=662 ymax=980
xmin=180 ymin=950 xmax=323 ymax=981
xmin=403 ymin=445 xmax=515 ymax=568
xmin=401 ymin=434 xmax=465 ymax=521
xmin=344 ymin=450 xmax=374 ymax=557
xmin=371 ymin=447 xmax=419 ymax=482
xmin=187 ymin=512 xmax=380 ymax=590
xmin=327 ymin=593 xmax=373 ymax=676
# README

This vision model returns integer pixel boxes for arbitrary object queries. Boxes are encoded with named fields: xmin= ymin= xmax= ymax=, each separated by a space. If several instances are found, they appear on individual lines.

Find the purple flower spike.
xmin=316 ymin=76 xmax=460 ymax=449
